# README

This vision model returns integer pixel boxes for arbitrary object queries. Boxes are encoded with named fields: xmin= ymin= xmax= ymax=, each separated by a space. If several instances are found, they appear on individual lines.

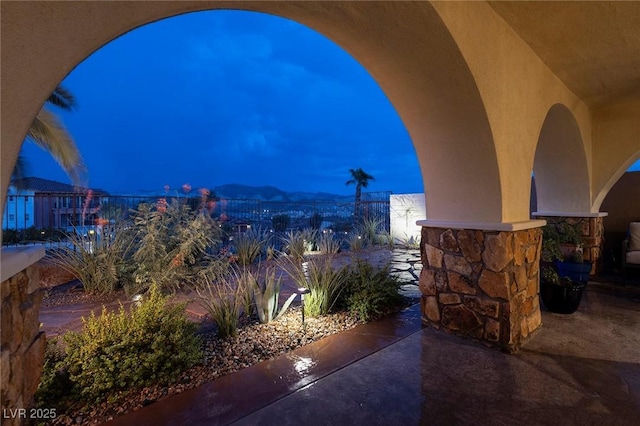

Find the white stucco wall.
xmin=390 ymin=193 xmax=426 ymax=245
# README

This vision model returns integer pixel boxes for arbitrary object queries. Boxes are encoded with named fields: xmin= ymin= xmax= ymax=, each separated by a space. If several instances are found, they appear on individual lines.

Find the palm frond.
xmin=11 ymin=155 xmax=29 ymax=184
xmin=27 ymin=108 xmax=86 ymax=186
xmin=47 ymin=85 xmax=76 ymax=111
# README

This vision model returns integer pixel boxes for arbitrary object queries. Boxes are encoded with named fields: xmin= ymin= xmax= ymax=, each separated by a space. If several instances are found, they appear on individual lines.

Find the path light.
xmin=298 ymin=287 xmax=311 ymax=326
xmin=300 ymin=261 xmax=312 ymax=326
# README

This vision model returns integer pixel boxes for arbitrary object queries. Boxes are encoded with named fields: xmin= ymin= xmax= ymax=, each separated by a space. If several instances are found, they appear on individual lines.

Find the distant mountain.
xmin=212 ymin=184 xmax=353 ymax=202
xmin=126 ymin=183 xmax=353 ymax=202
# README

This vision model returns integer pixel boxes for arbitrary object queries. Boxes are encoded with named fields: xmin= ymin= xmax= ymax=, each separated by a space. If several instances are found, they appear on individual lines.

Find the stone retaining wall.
xmin=419 ymin=227 xmax=542 ymax=352
xmin=1 ymin=264 xmax=46 ymax=425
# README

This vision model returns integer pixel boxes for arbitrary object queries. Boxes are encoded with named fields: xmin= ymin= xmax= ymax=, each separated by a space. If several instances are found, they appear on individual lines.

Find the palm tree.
xmin=346 ymin=168 xmax=374 ymax=222
xmin=14 ymin=86 xmax=85 ymax=186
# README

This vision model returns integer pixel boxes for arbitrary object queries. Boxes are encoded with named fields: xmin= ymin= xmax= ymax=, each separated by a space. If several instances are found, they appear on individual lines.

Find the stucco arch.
xmin=592 ymin=100 xmax=640 ymax=211
xmin=533 ymin=104 xmax=591 ymax=214
xmin=0 ymin=1 xmax=502 ymax=226
xmin=593 ymin=148 xmax=640 ymax=212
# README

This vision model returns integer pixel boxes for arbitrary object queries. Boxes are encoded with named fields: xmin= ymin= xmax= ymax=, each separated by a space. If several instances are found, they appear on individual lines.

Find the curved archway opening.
xmin=532 ymin=103 xmax=591 ymax=214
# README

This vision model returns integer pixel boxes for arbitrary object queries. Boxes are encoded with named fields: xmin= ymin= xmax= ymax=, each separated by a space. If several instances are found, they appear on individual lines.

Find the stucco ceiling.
xmin=489 ymin=1 xmax=640 ymax=109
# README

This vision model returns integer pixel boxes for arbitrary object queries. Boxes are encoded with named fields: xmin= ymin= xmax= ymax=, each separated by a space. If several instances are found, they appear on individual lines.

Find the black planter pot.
xmin=555 ymin=261 xmax=592 ymax=284
xmin=540 ymin=280 xmax=586 ymax=314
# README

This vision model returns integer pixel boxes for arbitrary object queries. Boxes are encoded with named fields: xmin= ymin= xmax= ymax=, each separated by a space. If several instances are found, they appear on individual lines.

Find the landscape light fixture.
xmin=298 ymin=287 xmax=311 ymax=326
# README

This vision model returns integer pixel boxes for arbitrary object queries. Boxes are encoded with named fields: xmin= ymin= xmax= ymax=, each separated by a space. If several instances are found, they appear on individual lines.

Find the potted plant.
xmin=539 ymin=224 xmax=588 ymax=314
xmin=555 ymin=247 xmax=592 ymax=284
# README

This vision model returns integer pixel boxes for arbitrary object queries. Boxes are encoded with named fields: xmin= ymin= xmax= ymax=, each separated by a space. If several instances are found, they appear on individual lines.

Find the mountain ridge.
xmin=130 ymin=183 xmax=355 ymax=202
xmin=213 ymin=183 xmax=353 ymax=202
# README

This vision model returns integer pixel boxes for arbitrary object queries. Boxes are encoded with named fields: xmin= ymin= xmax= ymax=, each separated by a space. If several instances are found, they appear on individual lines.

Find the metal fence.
xmin=2 ymin=192 xmax=391 ymax=247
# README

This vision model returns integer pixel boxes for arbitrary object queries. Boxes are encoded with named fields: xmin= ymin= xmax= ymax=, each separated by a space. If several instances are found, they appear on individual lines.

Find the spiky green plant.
xmin=46 ymin=224 xmax=132 ymax=294
xmin=318 ymin=233 xmax=341 ymax=255
xmin=346 ymin=232 xmax=365 ymax=252
xmin=359 ymin=216 xmax=384 ymax=246
xmin=252 ymin=266 xmax=297 ymax=323
xmin=195 ymin=270 xmax=245 ymax=338
xmin=281 ymin=229 xmax=307 ymax=262
xmin=399 ymin=234 xmax=419 ymax=249
xmin=233 ymin=227 xmax=270 ymax=266
xmin=278 ymin=256 xmax=347 ymax=317
xmin=235 ymin=266 xmax=258 ymax=319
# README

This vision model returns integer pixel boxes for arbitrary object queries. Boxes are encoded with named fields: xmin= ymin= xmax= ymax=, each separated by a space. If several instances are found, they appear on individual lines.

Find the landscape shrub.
xmin=2 ymin=227 xmax=66 ymax=245
xmin=123 ymin=199 xmax=222 ymax=294
xmin=233 ymin=227 xmax=270 ymax=266
xmin=346 ymin=232 xmax=365 ymax=252
xmin=46 ymin=226 xmax=130 ymax=294
xmin=35 ymin=338 xmax=73 ymax=408
xmin=318 ymin=232 xmax=341 ymax=255
xmin=60 ymin=284 xmax=202 ymax=402
xmin=234 ymin=266 xmax=258 ymax=319
xmin=400 ymin=234 xmax=420 ymax=249
xmin=358 ymin=216 xmax=384 ymax=246
xmin=195 ymin=270 xmax=245 ymax=338
xmin=2 ymin=229 xmax=19 ymax=245
xmin=339 ymin=260 xmax=404 ymax=321
xmin=279 ymin=255 xmax=347 ymax=317
xmin=281 ymin=230 xmax=308 ymax=261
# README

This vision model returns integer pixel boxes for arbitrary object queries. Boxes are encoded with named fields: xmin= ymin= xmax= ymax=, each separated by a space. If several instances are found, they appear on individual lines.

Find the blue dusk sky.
xmin=20 ymin=10 xmax=639 ymax=196
xmin=21 ymin=10 xmax=423 ymax=196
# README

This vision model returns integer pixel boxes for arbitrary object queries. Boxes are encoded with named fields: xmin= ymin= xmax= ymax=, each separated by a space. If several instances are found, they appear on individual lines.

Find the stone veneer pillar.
xmin=1 ymin=249 xmax=46 ymax=425
xmin=533 ymin=215 xmax=605 ymax=274
xmin=419 ymin=227 xmax=542 ymax=352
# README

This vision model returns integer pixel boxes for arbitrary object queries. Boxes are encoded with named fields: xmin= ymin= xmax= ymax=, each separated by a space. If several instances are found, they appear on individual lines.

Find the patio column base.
xmin=532 ymin=213 xmax=606 ymax=275
xmin=419 ymin=226 xmax=542 ymax=352
xmin=1 ymin=247 xmax=46 ymax=424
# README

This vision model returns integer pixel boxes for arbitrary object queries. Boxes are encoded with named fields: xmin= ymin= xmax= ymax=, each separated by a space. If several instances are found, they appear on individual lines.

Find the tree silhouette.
xmin=346 ymin=168 xmax=374 ymax=223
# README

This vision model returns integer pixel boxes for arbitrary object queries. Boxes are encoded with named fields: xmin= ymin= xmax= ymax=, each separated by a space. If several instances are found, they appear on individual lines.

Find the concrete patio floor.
xmin=105 ymin=282 xmax=640 ymax=426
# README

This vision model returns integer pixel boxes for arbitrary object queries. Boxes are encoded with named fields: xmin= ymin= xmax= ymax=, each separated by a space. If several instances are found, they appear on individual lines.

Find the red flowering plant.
xmin=118 ymin=184 xmax=229 ymax=295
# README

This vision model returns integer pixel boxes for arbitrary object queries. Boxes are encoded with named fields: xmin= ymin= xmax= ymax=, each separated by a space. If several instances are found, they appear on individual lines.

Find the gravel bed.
xmin=41 ymin=282 xmax=124 ymax=308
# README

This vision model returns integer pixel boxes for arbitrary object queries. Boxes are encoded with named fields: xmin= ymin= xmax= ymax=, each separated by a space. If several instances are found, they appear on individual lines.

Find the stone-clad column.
xmin=533 ymin=214 xmax=606 ymax=274
xmin=419 ymin=227 xmax=542 ymax=352
xmin=1 ymin=248 xmax=46 ymax=425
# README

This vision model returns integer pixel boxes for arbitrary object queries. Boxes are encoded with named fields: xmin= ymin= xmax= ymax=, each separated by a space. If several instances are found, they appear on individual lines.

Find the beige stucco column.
xmin=417 ymin=220 xmax=544 ymax=352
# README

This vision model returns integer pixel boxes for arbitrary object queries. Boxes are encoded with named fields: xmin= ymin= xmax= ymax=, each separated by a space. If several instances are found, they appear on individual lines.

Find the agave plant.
xmin=252 ymin=266 xmax=297 ymax=324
